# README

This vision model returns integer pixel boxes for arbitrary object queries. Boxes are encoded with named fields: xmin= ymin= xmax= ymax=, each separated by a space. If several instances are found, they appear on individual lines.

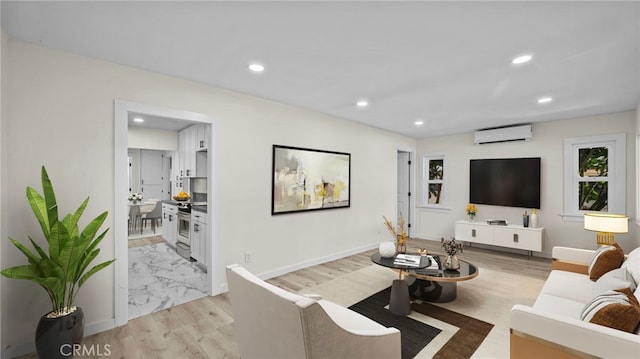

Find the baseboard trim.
xmin=1 ymin=318 xmax=116 ymax=358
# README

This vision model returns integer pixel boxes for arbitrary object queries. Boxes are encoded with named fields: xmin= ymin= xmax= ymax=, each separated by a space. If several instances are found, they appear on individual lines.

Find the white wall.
xmin=1 ymin=39 xmax=415 ymax=352
xmin=128 ymin=127 xmax=178 ymax=151
xmin=0 ymin=28 xmax=6 ymax=355
xmin=415 ymin=111 xmax=638 ymax=256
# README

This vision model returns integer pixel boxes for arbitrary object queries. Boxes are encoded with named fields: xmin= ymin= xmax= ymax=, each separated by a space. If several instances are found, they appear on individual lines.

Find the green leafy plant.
xmin=1 ymin=166 xmax=115 ymax=318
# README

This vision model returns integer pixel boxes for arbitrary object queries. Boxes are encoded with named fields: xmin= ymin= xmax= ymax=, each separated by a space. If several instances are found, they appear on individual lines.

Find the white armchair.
xmin=226 ymin=264 xmax=401 ymax=359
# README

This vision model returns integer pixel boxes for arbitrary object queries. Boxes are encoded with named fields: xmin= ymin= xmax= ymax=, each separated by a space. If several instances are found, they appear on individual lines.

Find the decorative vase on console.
xmin=531 ymin=208 xmax=538 ymax=228
xmin=466 ymin=203 xmax=477 ymax=222
xmin=441 ymin=237 xmax=463 ymax=270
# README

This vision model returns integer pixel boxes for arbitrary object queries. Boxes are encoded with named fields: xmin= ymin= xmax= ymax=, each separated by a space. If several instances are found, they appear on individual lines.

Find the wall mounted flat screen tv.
xmin=469 ymin=157 xmax=541 ymax=209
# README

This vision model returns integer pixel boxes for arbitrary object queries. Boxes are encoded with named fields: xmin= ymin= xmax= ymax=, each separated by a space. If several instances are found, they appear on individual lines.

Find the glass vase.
xmin=444 ymin=255 xmax=460 ymax=270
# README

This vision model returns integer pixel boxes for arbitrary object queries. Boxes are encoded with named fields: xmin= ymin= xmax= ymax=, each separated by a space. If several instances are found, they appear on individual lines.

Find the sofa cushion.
xmin=621 ymin=247 xmax=640 ymax=285
xmin=533 ymin=293 xmax=587 ymax=319
xmin=588 ymin=243 xmax=624 ymax=281
xmin=317 ymin=300 xmax=387 ymax=331
xmin=593 ymin=267 xmax=637 ymax=296
xmin=580 ymin=288 xmax=640 ymax=333
xmin=540 ymin=270 xmax=594 ymax=304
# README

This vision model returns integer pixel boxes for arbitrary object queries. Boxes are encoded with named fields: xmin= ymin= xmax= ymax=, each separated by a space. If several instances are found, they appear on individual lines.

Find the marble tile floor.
xmin=128 ymin=241 xmax=208 ymax=320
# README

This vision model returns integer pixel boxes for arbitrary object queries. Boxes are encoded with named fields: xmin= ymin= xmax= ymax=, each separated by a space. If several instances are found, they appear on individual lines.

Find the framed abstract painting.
xmin=272 ymin=145 xmax=351 ymax=215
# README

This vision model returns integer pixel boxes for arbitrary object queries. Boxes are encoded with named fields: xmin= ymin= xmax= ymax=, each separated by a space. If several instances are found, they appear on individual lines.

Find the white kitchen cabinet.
xmin=195 ymin=124 xmax=209 ymax=151
xmin=178 ymin=126 xmax=196 ymax=177
xmin=454 ymin=220 xmax=543 ymax=253
xmin=190 ymin=210 xmax=207 ymax=265
xmin=179 ymin=124 xmax=210 ymax=177
xmin=161 ymin=203 xmax=178 ymax=246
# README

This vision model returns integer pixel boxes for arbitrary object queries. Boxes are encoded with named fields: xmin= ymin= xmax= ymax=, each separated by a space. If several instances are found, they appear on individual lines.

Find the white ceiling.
xmin=2 ymin=1 xmax=639 ymax=138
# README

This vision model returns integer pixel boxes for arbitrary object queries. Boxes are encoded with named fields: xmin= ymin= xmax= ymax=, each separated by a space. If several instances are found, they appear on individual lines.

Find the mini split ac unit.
xmin=474 ymin=124 xmax=532 ymax=145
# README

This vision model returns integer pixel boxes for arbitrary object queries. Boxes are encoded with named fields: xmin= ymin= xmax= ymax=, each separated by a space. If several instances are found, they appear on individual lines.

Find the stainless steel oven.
xmin=176 ymin=203 xmax=192 ymax=260
xmin=177 ymin=211 xmax=191 ymax=245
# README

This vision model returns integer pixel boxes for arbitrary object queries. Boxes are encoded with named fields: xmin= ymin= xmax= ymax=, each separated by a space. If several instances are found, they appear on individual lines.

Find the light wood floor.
xmin=19 ymin=238 xmax=552 ymax=358
xmin=128 ymin=235 xmax=165 ymax=248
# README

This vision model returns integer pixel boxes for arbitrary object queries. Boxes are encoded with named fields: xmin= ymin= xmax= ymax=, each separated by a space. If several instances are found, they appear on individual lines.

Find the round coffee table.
xmin=403 ymin=254 xmax=478 ymax=302
xmin=370 ymin=253 xmax=430 ymax=315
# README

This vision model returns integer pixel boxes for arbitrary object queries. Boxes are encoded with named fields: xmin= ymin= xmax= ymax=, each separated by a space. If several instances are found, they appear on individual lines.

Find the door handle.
xmin=472 ymin=229 xmax=476 ymax=237
xmin=513 ymin=233 xmax=519 ymax=242
xmin=194 ymin=224 xmax=199 ymax=232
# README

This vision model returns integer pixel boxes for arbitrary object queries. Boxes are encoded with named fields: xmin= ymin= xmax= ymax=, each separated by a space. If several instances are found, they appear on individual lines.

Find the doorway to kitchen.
xmin=114 ymin=100 xmax=218 ymax=327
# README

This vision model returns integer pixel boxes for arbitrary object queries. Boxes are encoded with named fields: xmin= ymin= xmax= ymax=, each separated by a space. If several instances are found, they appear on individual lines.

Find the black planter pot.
xmin=35 ymin=307 xmax=84 ymax=359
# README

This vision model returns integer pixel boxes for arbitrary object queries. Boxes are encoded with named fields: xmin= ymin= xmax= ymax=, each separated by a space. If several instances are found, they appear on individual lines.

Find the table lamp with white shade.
xmin=583 ymin=213 xmax=628 ymax=247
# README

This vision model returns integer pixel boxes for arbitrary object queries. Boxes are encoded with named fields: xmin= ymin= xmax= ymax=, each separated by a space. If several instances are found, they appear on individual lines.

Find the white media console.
xmin=454 ymin=220 xmax=544 ymax=254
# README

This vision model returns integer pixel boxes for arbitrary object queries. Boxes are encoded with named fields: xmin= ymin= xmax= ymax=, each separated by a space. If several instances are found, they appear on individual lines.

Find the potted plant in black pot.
xmin=1 ymin=166 xmax=115 ymax=358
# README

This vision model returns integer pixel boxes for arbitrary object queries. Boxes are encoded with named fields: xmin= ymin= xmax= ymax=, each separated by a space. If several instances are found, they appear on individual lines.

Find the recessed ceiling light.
xmin=356 ymin=99 xmax=369 ymax=108
xmin=249 ymin=63 xmax=265 ymax=72
xmin=133 ymin=117 xmax=144 ymax=123
xmin=537 ymin=96 xmax=553 ymax=104
xmin=512 ymin=54 xmax=533 ymax=65
xmin=414 ymin=120 xmax=424 ymax=126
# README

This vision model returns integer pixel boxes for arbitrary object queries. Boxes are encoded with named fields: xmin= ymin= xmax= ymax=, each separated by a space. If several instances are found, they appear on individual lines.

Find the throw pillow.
xmin=581 ymin=288 xmax=640 ymax=333
xmin=588 ymin=243 xmax=624 ymax=281
xmin=593 ymin=267 xmax=638 ymax=297
xmin=621 ymin=247 xmax=640 ymax=285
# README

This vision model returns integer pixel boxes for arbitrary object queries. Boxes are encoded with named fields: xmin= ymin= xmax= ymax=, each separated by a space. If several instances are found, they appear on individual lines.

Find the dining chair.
xmin=142 ymin=201 xmax=163 ymax=234
xmin=128 ymin=205 xmax=142 ymax=234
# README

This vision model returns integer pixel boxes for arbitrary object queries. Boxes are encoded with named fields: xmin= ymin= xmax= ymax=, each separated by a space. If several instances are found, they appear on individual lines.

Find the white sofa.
xmin=510 ymin=246 xmax=640 ymax=358
xmin=226 ymin=264 xmax=401 ymax=359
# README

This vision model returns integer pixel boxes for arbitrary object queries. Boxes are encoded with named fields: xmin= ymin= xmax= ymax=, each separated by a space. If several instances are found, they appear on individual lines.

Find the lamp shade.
xmin=584 ymin=213 xmax=628 ymax=233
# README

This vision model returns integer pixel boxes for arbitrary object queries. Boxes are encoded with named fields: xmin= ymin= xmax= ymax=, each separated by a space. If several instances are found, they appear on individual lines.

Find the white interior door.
xmin=397 ymin=151 xmax=410 ymax=235
xmin=140 ymin=149 xmax=164 ymax=200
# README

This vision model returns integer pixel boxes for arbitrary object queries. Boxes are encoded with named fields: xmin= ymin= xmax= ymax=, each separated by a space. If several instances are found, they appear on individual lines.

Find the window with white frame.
xmin=422 ymin=155 xmax=446 ymax=207
xmin=563 ymin=134 xmax=626 ymax=220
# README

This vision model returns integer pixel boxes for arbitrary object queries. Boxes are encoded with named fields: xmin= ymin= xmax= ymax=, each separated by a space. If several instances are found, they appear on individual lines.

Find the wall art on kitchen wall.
xmin=272 ymin=145 xmax=351 ymax=215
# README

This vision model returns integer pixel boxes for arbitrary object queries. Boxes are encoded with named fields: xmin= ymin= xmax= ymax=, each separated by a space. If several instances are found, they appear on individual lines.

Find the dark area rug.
xmin=349 ymin=287 xmax=441 ymax=359
xmin=349 ymin=287 xmax=494 ymax=359
xmin=412 ymin=301 xmax=494 ymax=359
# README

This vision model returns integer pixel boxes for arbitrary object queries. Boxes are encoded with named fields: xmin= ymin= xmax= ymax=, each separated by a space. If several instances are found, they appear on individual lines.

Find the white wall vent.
xmin=474 ymin=124 xmax=532 ymax=145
